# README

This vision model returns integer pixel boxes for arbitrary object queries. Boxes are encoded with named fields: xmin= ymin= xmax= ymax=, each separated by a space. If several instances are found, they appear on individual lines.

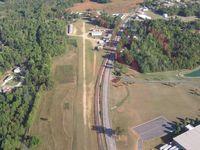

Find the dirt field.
xmin=110 ymin=70 xmax=200 ymax=150
xmin=69 ymin=0 xmax=143 ymax=13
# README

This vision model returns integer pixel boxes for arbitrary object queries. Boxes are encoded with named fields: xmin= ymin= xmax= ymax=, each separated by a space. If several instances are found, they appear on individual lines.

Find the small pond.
xmin=185 ymin=69 xmax=200 ymax=77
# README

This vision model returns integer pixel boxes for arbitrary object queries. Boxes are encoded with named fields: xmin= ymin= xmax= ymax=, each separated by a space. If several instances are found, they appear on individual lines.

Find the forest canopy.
xmin=118 ymin=19 xmax=200 ymax=73
xmin=0 ymin=0 xmax=81 ymax=149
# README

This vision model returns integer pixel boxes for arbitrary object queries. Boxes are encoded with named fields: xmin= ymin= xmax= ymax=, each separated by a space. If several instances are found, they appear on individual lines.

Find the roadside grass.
xmin=110 ymin=70 xmax=200 ymax=150
xmin=111 ymin=86 xmax=129 ymax=110
xmin=55 ymin=65 xmax=74 ymax=84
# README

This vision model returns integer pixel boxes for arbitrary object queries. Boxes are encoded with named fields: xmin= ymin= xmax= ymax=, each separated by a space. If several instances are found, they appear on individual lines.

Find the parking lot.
xmin=133 ymin=116 xmax=173 ymax=141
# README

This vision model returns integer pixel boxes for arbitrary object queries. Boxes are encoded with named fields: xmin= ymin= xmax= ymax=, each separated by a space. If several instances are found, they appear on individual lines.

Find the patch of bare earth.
xmin=69 ymin=0 xmax=143 ymax=13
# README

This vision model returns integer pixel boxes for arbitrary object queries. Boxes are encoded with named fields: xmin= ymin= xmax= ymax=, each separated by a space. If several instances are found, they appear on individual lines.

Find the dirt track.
xmin=82 ymin=22 xmax=87 ymax=125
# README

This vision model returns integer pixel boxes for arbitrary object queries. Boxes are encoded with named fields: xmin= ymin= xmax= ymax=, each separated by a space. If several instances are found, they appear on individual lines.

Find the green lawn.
xmin=55 ymin=65 xmax=74 ymax=84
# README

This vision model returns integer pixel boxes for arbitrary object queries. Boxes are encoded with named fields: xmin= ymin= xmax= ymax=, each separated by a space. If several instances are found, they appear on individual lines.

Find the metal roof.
xmin=173 ymin=125 xmax=200 ymax=150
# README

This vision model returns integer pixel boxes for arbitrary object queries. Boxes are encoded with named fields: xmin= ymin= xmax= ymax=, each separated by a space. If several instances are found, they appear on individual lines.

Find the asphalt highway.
xmin=102 ymin=54 xmax=117 ymax=150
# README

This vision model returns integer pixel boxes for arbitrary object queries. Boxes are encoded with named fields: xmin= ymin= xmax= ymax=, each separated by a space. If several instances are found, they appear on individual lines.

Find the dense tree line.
xmin=173 ymin=117 xmax=200 ymax=136
xmin=96 ymin=12 xmax=121 ymax=29
xmin=0 ymin=0 xmax=82 ymax=149
xmin=118 ymin=19 xmax=200 ymax=73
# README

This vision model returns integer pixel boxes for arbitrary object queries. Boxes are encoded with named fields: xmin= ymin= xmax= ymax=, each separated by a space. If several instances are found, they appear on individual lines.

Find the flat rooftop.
xmin=173 ymin=125 xmax=200 ymax=150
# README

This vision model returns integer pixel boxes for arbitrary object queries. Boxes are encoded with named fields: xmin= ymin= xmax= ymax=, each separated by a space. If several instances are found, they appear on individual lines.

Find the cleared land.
xmin=69 ymin=0 xmax=143 ymax=13
xmin=110 ymin=69 xmax=200 ymax=150
xmin=30 ymin=19 xmax=105 ymax=150
xmin=30 ymin=46 xmax=78 ymax=150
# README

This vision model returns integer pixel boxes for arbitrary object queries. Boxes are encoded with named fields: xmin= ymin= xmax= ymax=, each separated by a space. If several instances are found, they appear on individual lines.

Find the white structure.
xmin=90 ymin=31 xmax=102 ymax=37
xmin=160 ymin=144 xmax=169 ymax=150
xmin=3 ymin=75 xmax=14 ymax=86
xmin=14 ymin=67 xmax=21 ymax=74
xmin=137 ymin=14 xmax=151 ymax=20
xmin=169 ymin=146 xmax=179 ymax=150
xmin=185 ymin=124 xmax=194 ymax=130
xmin=163 ymin=13 xmax=168 ymax=18
xmin=142 ymin=6 xmax=149 ymax=11
xmin=163 ymin=145 xmax=172 ymax=150
xmin=173 ymin=125 xmax=200 ymax=150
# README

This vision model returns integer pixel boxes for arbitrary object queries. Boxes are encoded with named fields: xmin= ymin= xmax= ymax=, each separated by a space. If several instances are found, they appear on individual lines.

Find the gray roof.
xmin=173 ymin=125 xmax=200 ymax=150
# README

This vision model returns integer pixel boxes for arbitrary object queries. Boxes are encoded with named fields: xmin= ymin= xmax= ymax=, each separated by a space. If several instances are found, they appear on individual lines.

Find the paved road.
xmin=102 ymin=54 xmax=117 ymax=150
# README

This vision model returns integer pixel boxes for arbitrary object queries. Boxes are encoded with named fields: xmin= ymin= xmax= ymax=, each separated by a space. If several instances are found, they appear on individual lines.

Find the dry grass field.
xmin=30 ymin=46 xmax=78 ymax=150
xmin=30 ymin=19 xmax=106 ymax=150
xmin=69 ymin=0 xmax=143 ymax=13
xmin=110 ymin=70 xmax=200 ymax=150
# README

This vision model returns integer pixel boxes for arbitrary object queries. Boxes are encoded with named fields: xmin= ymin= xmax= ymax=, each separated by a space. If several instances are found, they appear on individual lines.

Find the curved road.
xmin=102 ymin=54 xmax=117 ymax=150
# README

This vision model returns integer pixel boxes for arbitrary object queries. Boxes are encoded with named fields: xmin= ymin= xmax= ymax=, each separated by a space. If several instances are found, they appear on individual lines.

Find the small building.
xmin=67 ymin=24 xmax=73 ymax=34
xmin=3 ymin=75 xmax=14 ymax=86
xmin=173 ymin=124 xmax=200 ymax=150
xmin=89 ymin=31 xmax=102 ymax=38
xmin=137 ymin=14 xmax=151 ymax=20
xmin=13 ymin=67 xmax=21 ymax=74
xmin=163 ymin=13 xmax=168 ymax=18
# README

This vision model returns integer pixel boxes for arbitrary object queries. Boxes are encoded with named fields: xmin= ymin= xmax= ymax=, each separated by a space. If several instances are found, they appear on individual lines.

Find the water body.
xmin=185 ymin=69 xmax=200 ymax=77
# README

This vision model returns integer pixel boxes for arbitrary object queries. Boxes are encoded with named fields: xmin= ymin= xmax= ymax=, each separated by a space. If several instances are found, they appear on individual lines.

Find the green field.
xmin=55 ymin=65 xmax=74 ymax=83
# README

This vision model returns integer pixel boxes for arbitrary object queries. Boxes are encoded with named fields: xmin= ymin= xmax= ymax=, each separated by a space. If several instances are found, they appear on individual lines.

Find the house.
xmin=13 ymin=67 xmax=21 ymax=74
xmin=173 ymin=124 xmax=200 ymax=150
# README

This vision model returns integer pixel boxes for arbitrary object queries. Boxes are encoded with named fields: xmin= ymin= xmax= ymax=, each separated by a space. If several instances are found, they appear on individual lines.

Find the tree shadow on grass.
xmin=92 ymin=125 xmax=115 ymax=137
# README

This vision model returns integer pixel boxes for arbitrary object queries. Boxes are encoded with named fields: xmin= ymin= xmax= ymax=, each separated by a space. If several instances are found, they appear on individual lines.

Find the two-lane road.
xmin=102 ymin=54 xmax=117 ymax=150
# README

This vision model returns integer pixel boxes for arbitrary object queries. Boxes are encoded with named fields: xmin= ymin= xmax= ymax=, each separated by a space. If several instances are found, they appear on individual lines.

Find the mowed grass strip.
xmin=55 ymin=65 xmax=74 ymax=84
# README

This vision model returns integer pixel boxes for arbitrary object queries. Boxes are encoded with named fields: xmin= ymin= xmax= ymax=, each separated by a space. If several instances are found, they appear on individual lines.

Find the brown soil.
xmin=69 ymin=0 xmax=143 ymax=13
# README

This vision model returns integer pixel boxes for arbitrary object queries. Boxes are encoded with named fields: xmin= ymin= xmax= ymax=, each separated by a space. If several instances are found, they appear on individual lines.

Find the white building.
xmin=90 ymin=31 xmax=102 ymax=37
xmin=163 ymin=13 xmax=168 ymax=18
xmin=137 ymin=14 xmax=151 ymax=20
xmin=14 ymin=67 xmax=21 ymax=74
xmin=173 ymin=125 xmax=200 ymax=150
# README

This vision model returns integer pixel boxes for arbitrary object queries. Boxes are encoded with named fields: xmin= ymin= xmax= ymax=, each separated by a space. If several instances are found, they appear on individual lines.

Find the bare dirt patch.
xmin=69 ymin=0 xmax=143 ymax=13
